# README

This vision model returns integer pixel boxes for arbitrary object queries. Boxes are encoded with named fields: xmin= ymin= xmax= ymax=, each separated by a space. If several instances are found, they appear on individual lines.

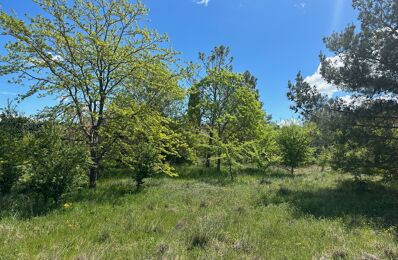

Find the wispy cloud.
xmin=0 ymin=91 xmax=18 ymax=96
xmin=195 ymin=0 xmax=210 ymax=7
xmin=294 ymin=2 xmax=307 ymax=9
xmin=331 ymin=0 xmax=344 ymax=31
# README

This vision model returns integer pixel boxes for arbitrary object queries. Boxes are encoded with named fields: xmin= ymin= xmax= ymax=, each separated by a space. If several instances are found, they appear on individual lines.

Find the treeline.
xmin=0 ymin=0 xmax=397 ymax=212
xmin=0 ymin=44 xmax=314 ymax=210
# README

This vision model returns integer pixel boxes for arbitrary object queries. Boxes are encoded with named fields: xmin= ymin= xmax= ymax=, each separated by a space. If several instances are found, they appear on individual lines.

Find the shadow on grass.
xmin=244 ymin=166 xmax=304 ymax=179
xmin=0 ymin=193 xmax=58 ymax=220
xmin=0 ymin=175 xmax=145 ymax=220
xmin=262 ymin=179 xmax=398 ymax=237
xmin=172 ymin=166 xmax=234 ymax=186
xmin=172 ymin=165 xmax=297 ymax=187
xmin=67 ymin=178 xmax=140 ymax=206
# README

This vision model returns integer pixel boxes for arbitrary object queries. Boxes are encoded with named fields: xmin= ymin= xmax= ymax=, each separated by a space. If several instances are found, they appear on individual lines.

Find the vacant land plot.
xmin=1 ymin=167 xmax=397 ymax=259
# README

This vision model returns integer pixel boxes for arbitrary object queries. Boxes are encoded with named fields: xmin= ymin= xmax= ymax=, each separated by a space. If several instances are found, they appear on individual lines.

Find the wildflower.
xmin=63 ymin=203 xmax=72 ymax=209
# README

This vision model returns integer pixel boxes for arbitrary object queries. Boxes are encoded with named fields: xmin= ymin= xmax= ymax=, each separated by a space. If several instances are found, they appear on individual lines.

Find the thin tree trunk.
xmin=217 ymin=158 xmax=221 ymax=172
xmin=205 ymin=154 xmax=211 ymax=168
xmin=89 ymin=164 xmax=98 ymax=188
xmin=291 ymin=166 xmax=294 ymax=175
xmin=206 ymin=131 xmax=213 ymax=168
xmin=89 ymin=139 xmax=100 ymax=188
xmin=229 ymin=161 xmax=233 ymax=181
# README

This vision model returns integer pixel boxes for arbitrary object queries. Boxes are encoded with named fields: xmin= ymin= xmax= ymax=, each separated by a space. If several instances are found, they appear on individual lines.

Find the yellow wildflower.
xmin=63 ymin=203 xmax=72 ymax=209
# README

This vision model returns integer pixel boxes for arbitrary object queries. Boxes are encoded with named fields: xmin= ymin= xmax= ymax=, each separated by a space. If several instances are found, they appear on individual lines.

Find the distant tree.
xmin=187 ymin=85 xmax=202 ymax=128
xmin=277 ymin=125 xmax=312 ymax=174
xmin=0 ymin=0 xmax=177 ymax=188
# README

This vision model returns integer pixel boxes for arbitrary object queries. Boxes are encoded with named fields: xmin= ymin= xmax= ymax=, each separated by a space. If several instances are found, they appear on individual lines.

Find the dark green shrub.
xmin=0 ymin=106 xmax=35 ymax=194
xmin=17 ymin=123 xmax=89 ymax=204
xmin=132 ymin=144 xmax=158 ymax=190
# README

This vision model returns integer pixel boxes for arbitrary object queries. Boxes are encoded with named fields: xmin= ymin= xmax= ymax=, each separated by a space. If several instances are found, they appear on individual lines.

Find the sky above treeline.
xmin=0 ymin=0 xmax=357 ymax=121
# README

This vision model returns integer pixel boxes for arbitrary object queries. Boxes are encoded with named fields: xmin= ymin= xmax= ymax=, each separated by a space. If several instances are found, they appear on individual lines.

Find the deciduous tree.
xmin=0 ymin=0 xmax=176 ymax=188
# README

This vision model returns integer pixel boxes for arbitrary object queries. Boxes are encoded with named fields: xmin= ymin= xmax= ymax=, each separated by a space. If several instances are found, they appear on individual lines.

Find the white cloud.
xmin=195 ymin=0 xmax=210 ymax=6
xmin=277 ymin=118 xmax=301 ymax=127
xmin=304 ymin=56 xmax=343 ymax=97
xmin=338 ymin=95 xmax=365 ymax=107
xmin=338 ymin=94 xmax=398 ymax=107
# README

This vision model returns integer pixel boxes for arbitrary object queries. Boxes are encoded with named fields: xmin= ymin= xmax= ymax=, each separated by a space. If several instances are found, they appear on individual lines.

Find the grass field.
xmin=1 ymin=166 xmax=397 ymax=259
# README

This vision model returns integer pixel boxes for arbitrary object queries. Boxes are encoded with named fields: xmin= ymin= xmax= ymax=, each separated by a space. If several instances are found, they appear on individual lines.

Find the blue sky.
xmin=0 ymin=0 xmax=357 ymax=120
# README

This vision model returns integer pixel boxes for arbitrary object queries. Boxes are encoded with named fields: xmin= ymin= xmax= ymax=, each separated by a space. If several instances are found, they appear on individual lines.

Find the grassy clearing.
xmin=0 ymin=166 xmax=397 ymax=259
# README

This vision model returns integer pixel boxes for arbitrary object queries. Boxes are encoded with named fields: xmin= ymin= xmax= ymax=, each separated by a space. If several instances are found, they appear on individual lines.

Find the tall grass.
xmin=0 ymin=166 xmax=397 ymax=259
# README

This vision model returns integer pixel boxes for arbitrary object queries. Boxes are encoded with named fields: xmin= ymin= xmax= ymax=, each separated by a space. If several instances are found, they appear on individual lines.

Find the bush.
xmin=0 ymin=107 xmax=34 ymax=194
xmin=0 ymin=163 xmax=20 ymax=195
xmin=16 ymin=123 xmax=90 ymax=204
xmin=277 ymin=124 xmax=312 ymax=174
xmin=132 ymin=143 xmax=159 ymax=189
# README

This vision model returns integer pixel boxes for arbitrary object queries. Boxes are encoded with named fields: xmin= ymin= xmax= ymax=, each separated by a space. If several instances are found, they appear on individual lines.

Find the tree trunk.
xmin=291 ymin=166 xmax=294 ymax=175
xmin=228 ymin=161 xmax=233 ymax=181
xmin=205 ymin=131 xmax=213 ymax=168
xmin=89 ymin=144 xmax=100 ymax=188
xmin=217 ymin=158 xmax=221 ymax=172
xmin=205 ymin=154 xmax=211 ymax=168
xmin=89 ymin=164 xmax=98 ymax=188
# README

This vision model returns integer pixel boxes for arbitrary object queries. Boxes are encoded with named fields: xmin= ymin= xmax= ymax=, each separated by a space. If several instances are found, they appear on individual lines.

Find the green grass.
xmin=1 ymin=166 xmax=397 ymax=259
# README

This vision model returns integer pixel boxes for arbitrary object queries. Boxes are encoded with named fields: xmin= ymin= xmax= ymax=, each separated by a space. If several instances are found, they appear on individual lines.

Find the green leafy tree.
xmin=103 ymin=93 xmax=184 ymax=189
xmin=188 ymin=46 xmax=234 ymax=168
xmin=247 ymin=124 xmax=280 ymax=170
xmin=277 ymin=124 xmax=312 ymax=174
xmin=196 ymin=69 xmax=264 ymax=171
xmin=0 ymin=0 xmax=176 ymax=188
xmin=189 ymin=46 xmax=269 ymax=172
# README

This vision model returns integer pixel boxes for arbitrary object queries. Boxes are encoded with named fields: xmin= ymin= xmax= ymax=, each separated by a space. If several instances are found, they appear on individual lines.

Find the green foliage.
xmin=16 ymin=123 xmax=90 ymax=203
xmin=0 ymin=102 xmax=89 ymax=203
xmin=277 ymin=124 xmax=312 ymax=174
xmin=189 ymin=46 xmax=270 ymax=171
xmin=103 ymin=94 xmax=184 ymax=189
xmin=318 ymin=147 xmax=332 ymax=171
xmin=318 ymin=0 xmax=398 ymax=177
xmin=0 ymin=0 xmax=178 ymax=187
xmin=187 ymin=85 xmax=202 ymax=128
xmin=249 ymin=124 xmax=280 ymax=169
xmin=288 ymin=0 xmax=398 ymax=178
xmin=0 ymin=106 xmax=32 ymax=194
xmin=0 ymin=103 xmax=52 ymax=196
xmin=327 ymin=123 xmax=398 ymax=178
